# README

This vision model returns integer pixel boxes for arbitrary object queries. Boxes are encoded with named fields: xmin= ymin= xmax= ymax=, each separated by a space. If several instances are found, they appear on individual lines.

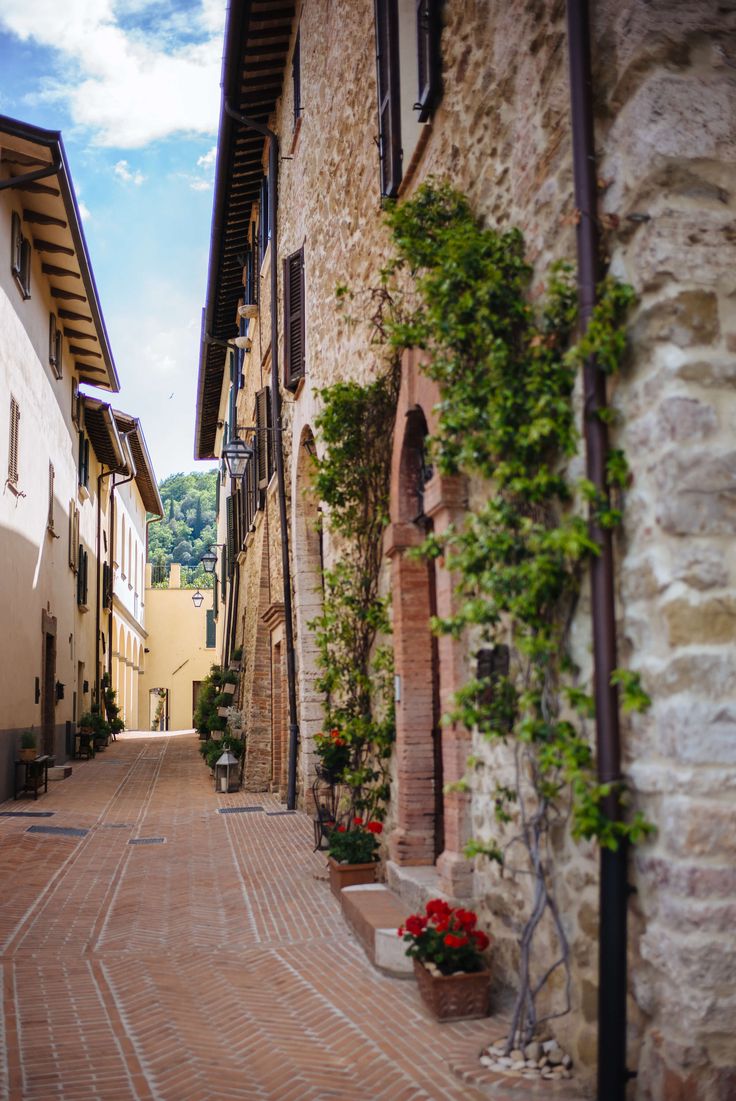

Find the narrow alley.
xmin=0 ymin=732 xmax=493 ymax=1101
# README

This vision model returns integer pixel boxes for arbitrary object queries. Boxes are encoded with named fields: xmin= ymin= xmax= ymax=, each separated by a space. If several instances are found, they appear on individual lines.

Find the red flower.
xmin=471 ymin=930 xmax=490 ymax=951
xmin=426 ymin=899 xmax=451 ymax=920
xmin=434 ymin=918 xmax=449 ymax=934
xmin=353 ymin=816 xmax=364 ymax=827
xmin=454 ymin=908 xmax=478 ymax=931
xmin=444 ymin=933 xmax=468 ymax=948
xmin=366 ymin=821 xmax=383 ymax=834
xmin=336 ymin=825 xmax=346 ymax=833
xmin=397 ymin=926 xmax=404 ymax=937
xmin=405 ymin=914 xmax=427 ymax=936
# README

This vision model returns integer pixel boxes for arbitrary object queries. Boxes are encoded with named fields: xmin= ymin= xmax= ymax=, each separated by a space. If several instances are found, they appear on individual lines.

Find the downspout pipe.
xmin=224 ymin=100 xmax=300 ymax=812
xmin=95 ymin=467 xmax=116 ymax=708
xmin=566 ymin=5 xmax=629 ymax=1101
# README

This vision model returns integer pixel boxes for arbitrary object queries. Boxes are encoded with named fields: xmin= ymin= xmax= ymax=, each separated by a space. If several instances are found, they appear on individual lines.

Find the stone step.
xmin=48 ymin=765 xmax=72 ymax=781
xmin=340 ymin=883 xmax=414 ymax=978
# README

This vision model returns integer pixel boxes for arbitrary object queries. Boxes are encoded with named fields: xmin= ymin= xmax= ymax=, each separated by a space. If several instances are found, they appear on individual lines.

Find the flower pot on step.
xmin=327 ymin=856 xmax=377 ymax=898
xmin=413 ymin=959 xmax=491 ymax=1022
xmin=19 ymin=748 xmax=37 ymax=762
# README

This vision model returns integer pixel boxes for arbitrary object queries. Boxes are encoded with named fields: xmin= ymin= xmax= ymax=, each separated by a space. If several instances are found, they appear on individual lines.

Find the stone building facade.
xmin=194 ymin=3 xmax=736 ymax=1096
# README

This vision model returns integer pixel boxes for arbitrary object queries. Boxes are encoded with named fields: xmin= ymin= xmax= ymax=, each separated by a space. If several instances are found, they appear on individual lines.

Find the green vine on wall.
xmin=310 ymin=369 xmax=399 ymax=823
xmin=381 ymin=181 xmax=651 ymax=1047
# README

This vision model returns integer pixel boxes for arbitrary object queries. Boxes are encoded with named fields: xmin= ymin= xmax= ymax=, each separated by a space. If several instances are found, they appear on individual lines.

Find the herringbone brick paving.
xmin=0 ymin=731 xmax=496 ymax=1101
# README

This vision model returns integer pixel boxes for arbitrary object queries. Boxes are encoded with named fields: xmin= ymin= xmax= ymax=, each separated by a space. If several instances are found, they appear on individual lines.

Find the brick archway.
xmin=386 ymin=349 xmax=474 ymax=898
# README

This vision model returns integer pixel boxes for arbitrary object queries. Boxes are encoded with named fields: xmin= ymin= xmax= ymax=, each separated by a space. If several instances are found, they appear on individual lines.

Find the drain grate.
xmin=99 ymin=823 xmax=133 ymax=830
xmin=26 ymin=825 xmax=88 ymax=838
xmin=266 ymin=811 xmax=296 ymax=817
xmin=1 ymin=811 xmax=55 ymax=818
xmin=218 ymin=806 xmax=263 ymax=815
xmin=129 ymin=837 xmax=166 ymax=845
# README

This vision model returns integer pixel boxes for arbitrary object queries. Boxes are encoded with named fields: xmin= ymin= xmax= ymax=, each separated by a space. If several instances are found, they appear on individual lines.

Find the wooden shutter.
xmin=206 ymin=609 xmax=216 ymax=648
xmin=416 ymin=0 xmax=442 ymax=121
xmin=8 ymin=396 xmax=20 ymax=485
xmin=77 ymin=546 xmax=88 ymax=606
xmin=255 ymin=386 xmax=272 ymax=489
xmin=284 ymin=247 xmax=305 ymax=390
xmin=47 ymin=462 xmax=55 ymax=530
xmin=259 ymin=175 xmax=269 ymax=262
xmin=226 ymin=493 xmax=236 ymax=570
xmin=220 ymin=544 xmax=227 ymax=598
xmin=11 ymin=212 xmax=22 ymax=277
xmin=374 ymin=0 xmax=402 ymax=197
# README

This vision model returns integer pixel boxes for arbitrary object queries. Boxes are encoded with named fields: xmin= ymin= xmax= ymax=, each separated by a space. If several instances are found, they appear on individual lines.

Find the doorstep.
xmin=340 ymin=883 xmax=414 ymax=978
xmin=48 ymin=765 xmax=73 ymax=782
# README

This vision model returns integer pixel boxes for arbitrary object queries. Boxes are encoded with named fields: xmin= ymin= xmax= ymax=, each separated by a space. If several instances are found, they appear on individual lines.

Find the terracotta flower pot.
xmin=327 ymin=856 xmax=377 ymax=898
xmin=413 ymin=958 xmax=491 ymax=1022
xmin=19 ymin=748 xmax=37 ymax=762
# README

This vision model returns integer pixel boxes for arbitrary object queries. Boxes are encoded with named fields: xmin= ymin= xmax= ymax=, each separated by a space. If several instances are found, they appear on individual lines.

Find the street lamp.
xmin=222 ymin=437 xmax=253 ymax=479
xmin=191 ymin=590 xmax=204 ymax=608
xmin=200 ymin=550 xmax=218 ymax=574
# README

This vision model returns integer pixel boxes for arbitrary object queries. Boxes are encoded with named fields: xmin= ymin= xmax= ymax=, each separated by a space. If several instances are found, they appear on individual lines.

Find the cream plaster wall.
xmin=138 ymin=566 xmax=217 ymax=731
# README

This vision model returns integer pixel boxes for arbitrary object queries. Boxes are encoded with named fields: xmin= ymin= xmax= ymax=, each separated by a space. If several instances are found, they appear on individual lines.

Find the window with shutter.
xmin=284 ymin=247 xmax=305 ymax=391
xmin=71 ymin=378 xmax=80 ymax=426
xmin=226 ymin=494 xmax=236 ymax=572
xmin=255 ymin=386 xmax=273 ymax=489
xmin=8 ymin=395 xmax=20 ymax=486
xmin=77 ymin=546 xmax=88 ymax=607
xmin=10 ymin=212 xmax=32 ymax=299
xmin=374 ymin=0 xmax=402 ymax=197
xmin=78 ymin=431 xmax=90 ymax=489
xmin=206 ymin=609 xmax=216 ymax=649
xmin=416 ymin=0 xmax=442 ymax=121
xmin=220 ymin=544 xmax=227 ymax=598
xmin=292 ymin=30 xmax=302 ymax=130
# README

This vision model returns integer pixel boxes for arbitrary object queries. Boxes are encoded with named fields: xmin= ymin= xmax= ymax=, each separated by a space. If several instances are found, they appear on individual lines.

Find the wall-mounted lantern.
xmin=191 ymin=590 xmax=205 ymax=609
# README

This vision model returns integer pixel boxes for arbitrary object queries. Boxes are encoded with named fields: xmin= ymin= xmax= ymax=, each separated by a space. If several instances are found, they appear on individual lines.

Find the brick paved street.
xmin=0 ymin=732 xmax=495 ymax=1101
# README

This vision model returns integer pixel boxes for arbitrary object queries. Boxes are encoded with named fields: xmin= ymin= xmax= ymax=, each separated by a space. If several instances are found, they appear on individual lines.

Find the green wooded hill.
xmin=148 ymin=471 xmax=218 ymax=583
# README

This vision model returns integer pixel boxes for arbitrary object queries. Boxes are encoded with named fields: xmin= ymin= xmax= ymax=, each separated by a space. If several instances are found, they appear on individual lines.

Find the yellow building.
xmin=138 ymin=563 xmax=218 ymax=731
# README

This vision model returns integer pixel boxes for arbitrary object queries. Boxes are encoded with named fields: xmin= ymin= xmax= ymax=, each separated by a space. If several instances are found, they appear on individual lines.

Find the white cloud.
xmin=197 ymin=145 xmax=217 ymax=171
xmin=0 ymin=0 xmax=226 ymax=148
xmin=113 ymin=159 xmax=145 ymax=186
xmin=78 ymin=199 xmax=92 ymax=221
xmin=189 ymin=179 xmax=212 ymax=192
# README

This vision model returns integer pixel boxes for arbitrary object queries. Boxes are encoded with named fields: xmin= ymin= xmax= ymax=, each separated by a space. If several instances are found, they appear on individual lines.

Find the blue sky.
xmin=0 ymin=0 xmax=226 ymax=480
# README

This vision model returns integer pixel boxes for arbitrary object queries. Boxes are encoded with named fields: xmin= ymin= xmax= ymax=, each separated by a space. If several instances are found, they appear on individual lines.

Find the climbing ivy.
xmin=310 ymin=371 xmax=399 ymax=824
xmin=381 ymin=180 xmax=651 ymax=1047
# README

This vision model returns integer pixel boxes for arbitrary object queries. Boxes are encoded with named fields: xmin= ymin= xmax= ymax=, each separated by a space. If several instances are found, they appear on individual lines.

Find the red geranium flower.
xmin=434 ymin=918 xmax=449 ymax=934
xmin=454 ymin=908 xmax=478 ymax=931
xmin=444 ymin=933 xmax=468 ymax=948
xmin=405 ymin=914 xmax=427 ymax=936
xmin=426 ymin=899 xmax=451 ymax=920
xmin=366 ymin=821 xmax=383 ymax=834
xmin=336 ymin=825 xmax=346 ymax=833
xmin=471 ymin=930 xmax=490 ymax=951
xmin=353 ymin=816 xmax=364 ymax=827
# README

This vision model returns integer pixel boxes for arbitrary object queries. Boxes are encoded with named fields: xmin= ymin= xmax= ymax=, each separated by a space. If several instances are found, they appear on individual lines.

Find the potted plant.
xmin=78 ymin=712 xmax=96 ymax=758
xmin=90 ymin=709 xmax=110 ymax=750
xmin=399 ymin=899 xmax=492 ymax=1021
xmin=327 ymin=818 xmax=382 ymax=897
xmin=19 ymin=730 xmax=37 ymax=762
xmin=314 ymin=728 xmax=351 ymax=783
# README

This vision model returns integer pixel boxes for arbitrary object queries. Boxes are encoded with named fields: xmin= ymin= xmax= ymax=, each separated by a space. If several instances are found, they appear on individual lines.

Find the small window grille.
xmin=8 ymin=396 xmax=20 ymax=485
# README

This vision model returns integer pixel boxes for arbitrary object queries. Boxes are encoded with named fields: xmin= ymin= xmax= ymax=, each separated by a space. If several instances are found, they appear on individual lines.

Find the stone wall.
xmin=223 ymin=0 xmax=736 ymax=1092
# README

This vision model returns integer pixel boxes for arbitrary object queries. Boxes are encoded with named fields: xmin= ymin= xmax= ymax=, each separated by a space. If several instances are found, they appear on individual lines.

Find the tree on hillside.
xmin=148 ymin=471 xmax=218 ymax=585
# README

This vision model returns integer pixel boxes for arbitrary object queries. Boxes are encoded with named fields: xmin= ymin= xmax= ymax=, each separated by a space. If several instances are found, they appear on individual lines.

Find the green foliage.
xmin=383 ymin=180 xmax=649 ymax=854
xmin=148 ymin=470 xmax=217 ymax=580
xmin=199 ymin=731 xmax=244 ymax=770
xmin=20 ymin=730 xmax=36 ymax=750
xmin=193 ymin=664 xmax=232 ymax=736
xmin=310 ymin=369 xmax=399 ymax=822
xmin=327 ymin=824 xmax=382 ymax=864
xmin=610 ymin=669 xmax=652 ymax=714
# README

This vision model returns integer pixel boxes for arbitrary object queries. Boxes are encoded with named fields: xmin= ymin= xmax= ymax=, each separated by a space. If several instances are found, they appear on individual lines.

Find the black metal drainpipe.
xmin=223 ymin=100 xmax=300 ymax=811
xmin=566 ymin=5 xmax=629 ymax=1101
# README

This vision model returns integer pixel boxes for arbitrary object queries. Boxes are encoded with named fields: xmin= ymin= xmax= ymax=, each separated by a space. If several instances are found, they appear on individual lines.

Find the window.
xmin=283 ymin=246 xmax=305 ymax=390
xmin=71 ymin=378 xmax=80 ymax=426
xmin=8 ymin=395 xmax=20 ymax=486
xmin=77 ymin=545 xmax=89 ymax=607
xmin=68 ymin=501 xmax=80 ymax=571
xmin=10 ymin=211 xmax=31 ymax=299
xmin=47 ymin=462 xmax=55 ymax=532
xmin=374 ymin=0 xmax=401 ymax=197
xmin=255 ymin=386 xmax=273 ymax=490
xmin=49 ymin=314 xmax=62 ymax=380
xmin=77 ymin=431 xmax=90 ymax=489
xmin=374 ymin=0 xmax=442 ymax=197
xmin=206 ymin=609 xmax=216 ymax=649
xmin=292 ymin=30 xmax=302 ymax=130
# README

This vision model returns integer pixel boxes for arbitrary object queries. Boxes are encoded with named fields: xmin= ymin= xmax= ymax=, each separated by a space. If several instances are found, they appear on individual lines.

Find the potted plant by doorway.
xmin=399 ymin=899 xmax=492 ymax=1022
xmin=19 ymin=730 xmax=37 ymax=762
xmin=326 ymin=818 xmax=382 ymax=897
